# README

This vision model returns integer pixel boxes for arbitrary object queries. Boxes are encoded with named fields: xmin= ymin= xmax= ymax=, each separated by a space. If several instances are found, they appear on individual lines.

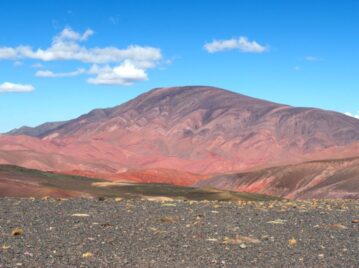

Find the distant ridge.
xmin=7 ymin=121 xmax=67 ymax=137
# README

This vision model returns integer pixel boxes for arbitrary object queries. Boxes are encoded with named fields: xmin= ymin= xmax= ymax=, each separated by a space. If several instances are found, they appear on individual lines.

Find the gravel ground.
xmin=0 ymin=198 xmax=358 ymax=268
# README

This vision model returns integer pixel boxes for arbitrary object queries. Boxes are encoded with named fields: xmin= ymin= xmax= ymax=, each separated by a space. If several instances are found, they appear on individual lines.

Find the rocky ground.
xmin=0 ymin=198 xmax=358 ymax=267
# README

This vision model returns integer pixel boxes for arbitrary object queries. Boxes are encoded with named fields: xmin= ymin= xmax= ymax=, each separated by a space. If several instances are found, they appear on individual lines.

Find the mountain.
xmin=1 ymin=86 xmax=359 ymax=197
xmin=195 ymin=157 xmax=359 ymax=199
xmin=7 ymin=121 xmax=67 ymax=137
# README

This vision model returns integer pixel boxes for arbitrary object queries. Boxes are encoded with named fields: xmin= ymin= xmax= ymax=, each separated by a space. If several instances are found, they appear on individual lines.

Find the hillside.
xmin=195 ymin=157 xmax=359 ymax=199
xmin=1 ymin=86 xmax=359 ymax=199
xmin=3 ymin=86 xmax=359 ymax=176
xmin=0 ymin=164 xmax=275 ymax=201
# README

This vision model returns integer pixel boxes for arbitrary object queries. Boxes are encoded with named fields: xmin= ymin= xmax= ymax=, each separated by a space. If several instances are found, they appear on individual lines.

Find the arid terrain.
xmin=0 ymin=198 xmax=358 ymax=267
xmin=1 ymin=86 xmax=359 ymax=199
xmin=1 ymin=1 xmax=358 ymax=267
xmin=0 ymin=164 xmax=276 ymax=201
xmin=196 ymin=157 xmax=359 ymax=199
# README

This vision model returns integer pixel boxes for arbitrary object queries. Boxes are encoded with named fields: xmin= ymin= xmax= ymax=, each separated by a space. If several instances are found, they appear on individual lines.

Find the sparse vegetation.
xmin=0 ymin=164 xmax=279 ymax=202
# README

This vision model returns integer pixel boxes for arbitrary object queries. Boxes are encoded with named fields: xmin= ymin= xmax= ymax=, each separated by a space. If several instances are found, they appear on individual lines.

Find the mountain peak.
xmin=4 ymin=85 xmax=359 ymax=176
xmin=143 ymin=85 xmax=247 ymax=100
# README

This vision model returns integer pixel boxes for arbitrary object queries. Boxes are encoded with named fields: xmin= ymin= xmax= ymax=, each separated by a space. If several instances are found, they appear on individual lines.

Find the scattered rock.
xmin=351 ymin=219 xmax=359 ymax=224
xmin=82 ymin=252 xmax=93 ymax=258
xmin=329 ymin=224 xmax=347 ymax=230
xmin=222 ymin=235 xmax=260 ymax=245
xmin=267 ymin=219 xmax=287 ymax=224
xmin=71 ymin=213 xmax=90 ymax=217
xmin=161 ymin=203 xmax=177 ymax=207
xmin=11 ymin=228 xmax=24 ymax=236
xmin=239 ymin=244 xmax=247 ymax=249
xmin=0 ymin=198 xmax=358 ymax=267
xmin=149 ymin=227 xmax=162 ymax=235
xmin=288 ymin=238 xmax=297 ymax=247
xmin=160 ymin=216 xmax=176 ymax=223
xmin=143 ymin=196 xmax=175 ymax=202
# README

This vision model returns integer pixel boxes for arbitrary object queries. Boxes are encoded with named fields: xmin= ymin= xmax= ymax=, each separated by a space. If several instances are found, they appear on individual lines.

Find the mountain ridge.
xmin=8 ymin=86 xmax=287 ymax=137
xmin=1 ymin=85 xmax=359 ymax=198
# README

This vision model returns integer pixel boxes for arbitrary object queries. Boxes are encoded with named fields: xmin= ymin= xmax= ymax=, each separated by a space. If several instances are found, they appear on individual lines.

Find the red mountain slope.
xmin=195 ymin=157 xmax=359 ymax=199
xmin=2 ymin=86 xmax=359 ymax=185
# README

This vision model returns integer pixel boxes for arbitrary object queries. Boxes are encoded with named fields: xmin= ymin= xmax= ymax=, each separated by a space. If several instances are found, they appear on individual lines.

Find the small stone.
xmin=351 ymin=219 xmax=359 ymax=224
xmin=71 ymin=213 xmax=90 ymax=217
xmin=160 ymin=216 xmax=176 ymax=223
xmin=11 ymin=228 xmax=24 ymax=236
xmin=239 ymin=244 xmax=247 ymax=249
xmin=267 ymin=219 xmax=287 ymax=224
xmin=329 ymin=224 xmax=347 ymax=230
xmin=288 ymin=238 xmax=297 ymax=247
xmin=161 ymin=203 xmax=177 ymax=207
xmin=82 ymin=252 xmax=93 ymax=258
xmin=222 ymin=235 xmax=260 ymax=245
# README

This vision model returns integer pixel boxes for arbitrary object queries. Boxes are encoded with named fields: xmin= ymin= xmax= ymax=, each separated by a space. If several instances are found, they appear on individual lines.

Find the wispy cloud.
xmin=0 ymin=82 xmax=34 ymax=92
xmin=0 ymin=27 xmax=163 ymax=86
xmin=305 ymin=56 xmax=321 ymax=62
xmin=109 ymin=16 xmax=119 ymax=25
xmin=32 ymin=63 xmax=44 ymax=69
xmin=344 ymin=111 xmax=359 ymax=119
xmin=36 ymin=68 xmax=86 ymax=78
xmin=13 ymin=61 xmax=22 ymax=67
xmin=204 ymin=36 xmax=268 ymax=53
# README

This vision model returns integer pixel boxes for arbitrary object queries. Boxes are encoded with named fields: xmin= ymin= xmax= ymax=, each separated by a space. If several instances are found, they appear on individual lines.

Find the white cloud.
xmin=0 ymin=47 xmax=17 ymax=59
xmin=204 ymin=36 xmax=268 ymax=53
xmin=0 ymin=82 xmax=34 ymax=92
xmin=32 ymin=63 xmax=44 ymax=68
xmin=36 ymin=68 xmax=86 ymax=78
xmin=0 ymin=27 xmax=162 ymax=64
xmin=0 ymin=27 xmax=163 ymax=86
xmin=305 ymin=56 xmax=321 ymax=62
xmin=13 ymin=61 xmax=22 ymax=67
xmin=88 ymin=61 xmax=147 ymax=85
xmin=54 ymin=27 xmax=94 ymax=43
xmin=344 ymin=111 xmax=359 ymax=119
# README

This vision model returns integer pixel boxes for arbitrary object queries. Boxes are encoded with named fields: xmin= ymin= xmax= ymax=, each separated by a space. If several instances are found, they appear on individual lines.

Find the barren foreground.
xmin=0 ymin=198 xmax=358 ymax=267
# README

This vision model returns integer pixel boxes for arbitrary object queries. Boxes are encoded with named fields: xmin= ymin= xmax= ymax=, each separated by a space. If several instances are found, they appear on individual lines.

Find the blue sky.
xmin=0 ymin=0 xmax=359 ymax=132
